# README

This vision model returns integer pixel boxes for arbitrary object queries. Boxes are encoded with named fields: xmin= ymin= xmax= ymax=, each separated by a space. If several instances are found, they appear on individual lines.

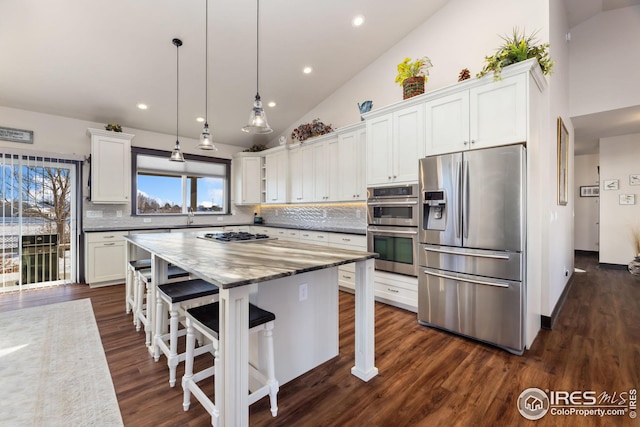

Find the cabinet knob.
xmin=471 ymin=139 xmax=476 ymax=144
xmin=463 ymin=141 xmax=468 ymax=145
xmin=393 ymin=175 xmax=397 ymax=179
xmin=388 ymin=176 xmax=391 ymax=180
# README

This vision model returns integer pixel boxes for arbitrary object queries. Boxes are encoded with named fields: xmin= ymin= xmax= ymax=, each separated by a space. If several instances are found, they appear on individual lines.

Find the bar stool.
xmin=182 ymin=302 xmax=279 ymax=425
xmin=125 ymin=259 xmax=151 ymax=321
xmin=154 ymin=279 xmax=220 ymax=387
xmin=135 ymin=265 xmax=190 ymax=345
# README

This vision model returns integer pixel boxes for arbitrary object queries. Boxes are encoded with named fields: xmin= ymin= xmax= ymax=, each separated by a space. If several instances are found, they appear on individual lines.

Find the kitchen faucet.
xmin=187 ymin=207 xmax=194 ymax=225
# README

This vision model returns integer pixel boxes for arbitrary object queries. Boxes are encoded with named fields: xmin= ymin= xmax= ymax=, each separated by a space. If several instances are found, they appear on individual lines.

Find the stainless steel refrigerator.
xmin=418 ymin=144 xmax=525 ymax=354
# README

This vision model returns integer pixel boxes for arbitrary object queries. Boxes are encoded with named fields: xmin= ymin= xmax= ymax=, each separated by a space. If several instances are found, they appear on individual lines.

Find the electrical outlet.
xmin=116 ymin=210 xmax=122 ymax=218
xmin=356 ymin=210 xmax=361 ymax=219
xmin=217 ymin=216 xmax=223 ymax=221
xmin=299 ymin=283 xmax=308 ymax=301
xmin=322 ymin=209 xmax=327 ymax=218
xmin=143 ymin=218 xmax=151 ymax=223
xmin=275 ymin=209 xmax=279 ymax=217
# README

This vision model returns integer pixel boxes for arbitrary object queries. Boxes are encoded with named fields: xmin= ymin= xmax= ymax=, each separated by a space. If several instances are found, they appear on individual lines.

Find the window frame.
xmin=130 ymin=147 xmax=231 ymax=216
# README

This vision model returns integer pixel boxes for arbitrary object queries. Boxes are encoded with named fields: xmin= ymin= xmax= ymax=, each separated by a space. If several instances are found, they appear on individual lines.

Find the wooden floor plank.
xmin=0 ymin=252 xmax=638 ymax=426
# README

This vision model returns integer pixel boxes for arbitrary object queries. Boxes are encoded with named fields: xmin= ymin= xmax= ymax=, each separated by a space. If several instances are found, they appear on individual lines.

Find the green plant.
xmin=243 ymin=144 xmax=269 ymax=152
xmin=477 ymin=28 xmax=554 ymax=80
xmin=291 ymin=119 xmax=334 ymax=142
xmin=394 ymin=56 xmax=433 ymax=85
xmin=105 ymin=123 xmax=122 ymax=132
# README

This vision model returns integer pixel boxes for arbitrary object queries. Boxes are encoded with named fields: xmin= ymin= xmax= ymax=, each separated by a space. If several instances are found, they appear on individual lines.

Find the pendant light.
xmin=197 ymin=0 xmax=217 ymax=150
xmin=241 ymin=0 xmax=272 ymax=134
xmin=170 ymin=38 xmax=185 ymax=162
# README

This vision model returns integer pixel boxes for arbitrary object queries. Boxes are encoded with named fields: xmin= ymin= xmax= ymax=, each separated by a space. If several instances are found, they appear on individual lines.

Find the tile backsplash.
xmin=258 ymin=203 xmax=366 ymax=232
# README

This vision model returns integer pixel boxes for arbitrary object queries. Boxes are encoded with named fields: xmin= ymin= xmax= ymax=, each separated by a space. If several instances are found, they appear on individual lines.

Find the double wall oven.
xmin=366 ymin=184 xmax=419 ymax=277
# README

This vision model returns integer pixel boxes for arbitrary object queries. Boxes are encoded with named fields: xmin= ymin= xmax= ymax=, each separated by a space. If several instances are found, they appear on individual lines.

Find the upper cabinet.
xmin=289 ymin=143 xmax=315 ymax=203
xmin=337 ymin=124 xmax=366 ymax=200
xmin=425 ymin=73 xmax=527 ymax=156
xmin=233 ymin=153 xmax=263 ymax=205
xmin=264 ymin=146 xmax=288 ymax=204
xmin=366 ymin=103 xmax=424 ymax=186
xmin=87 ymin=128 xmax=134 ymax=204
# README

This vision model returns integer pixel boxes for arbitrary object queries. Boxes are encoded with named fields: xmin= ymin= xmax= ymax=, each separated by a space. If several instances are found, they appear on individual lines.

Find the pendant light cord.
xmin=256 ymin=0 xmax=260 ymax=98
xmin=205 ymin=0 xmax=208 ymax=123
xmin=176 ymin=41 xmax=179 ymax=141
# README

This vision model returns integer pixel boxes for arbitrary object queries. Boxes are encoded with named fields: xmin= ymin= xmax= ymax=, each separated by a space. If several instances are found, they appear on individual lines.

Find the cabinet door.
xmin=326 ymin=138 xmax=339 ymax=201
xmin=265 ymin=150 xmax=287 ymax=203
xmin=87 ymin=242 xmax=126 ymax=284
xmin=313 ymin=141 xmax=329 ymax=201
xmin=238 ymin=156 xmax=262 ymax=204
xmin=425 ymin=91 xmax=470 ymax=156
xmin=470 ymin=73 xmax=527 ymax=149
xmin=354 ymin=127 xmax=366 ymax=200
xmin=91 ymin=135 xmax=131 ymax=203
xmin=289 ymin=145 xmax=314 ymax=203
xmin=393 ymin=104 xmax=425 ymax=183
xmin=338 ymin=131 xmax=359 ymax=201
xmin=289 ymin=148 xmax=303 ymax=202
xmin=366 ymin=114 xmax=393 ymax=186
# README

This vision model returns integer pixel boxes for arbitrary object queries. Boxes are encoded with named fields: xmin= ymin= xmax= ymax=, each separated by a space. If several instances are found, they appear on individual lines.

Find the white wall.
xmin=0 ymin=105 xmax=253 ymax=228
xmin=599 ymin=133 xmax=640 ymax=264
xmin=271 ymin=0 xmax=549 ymax=143
xmin=574 ymin=154 xmax=600 ymax=251
xmin=569 ymin=5 xmax=640 ymax=117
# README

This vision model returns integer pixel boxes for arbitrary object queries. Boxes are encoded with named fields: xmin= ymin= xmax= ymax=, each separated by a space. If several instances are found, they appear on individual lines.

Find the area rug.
xmin=0 ymin=299 xmax=123 ymax=426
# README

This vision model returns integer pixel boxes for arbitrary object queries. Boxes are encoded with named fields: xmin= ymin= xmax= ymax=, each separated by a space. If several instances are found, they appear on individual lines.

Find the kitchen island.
xmin=124 ymin=231 xmax=378 ymax=427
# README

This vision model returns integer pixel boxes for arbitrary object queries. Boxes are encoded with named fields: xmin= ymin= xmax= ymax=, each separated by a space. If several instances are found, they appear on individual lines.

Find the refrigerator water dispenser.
xmin=423 ymin=191 xmax=446 ymax=231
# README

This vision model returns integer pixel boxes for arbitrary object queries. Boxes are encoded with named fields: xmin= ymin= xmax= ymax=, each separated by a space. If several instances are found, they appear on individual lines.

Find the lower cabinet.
xmin=85 ymin=231 xmax=128 ymax=286
xmin=374 ymin=271 xmax=418 ymax=312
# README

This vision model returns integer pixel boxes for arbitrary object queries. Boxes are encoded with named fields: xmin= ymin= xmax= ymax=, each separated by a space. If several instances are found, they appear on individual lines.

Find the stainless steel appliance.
xmin=418 ymin=145 xmax=526 ymax=354
xmin=367 ymin=184 xmax=418 ymax=276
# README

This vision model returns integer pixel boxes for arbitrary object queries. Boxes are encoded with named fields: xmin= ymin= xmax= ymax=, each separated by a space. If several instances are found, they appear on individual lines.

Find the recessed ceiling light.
xmin=303 ymin=66 xmax=313 ymax=74
xmin=352 ymin=15 xmax=365 ymax=27
xmin=137 ymin=103 xmax=148 ymax=110
xmin=196 ymin=117 xmax=205 ymax=123
xmin=267 ymin=101 xmax=276 ymax=108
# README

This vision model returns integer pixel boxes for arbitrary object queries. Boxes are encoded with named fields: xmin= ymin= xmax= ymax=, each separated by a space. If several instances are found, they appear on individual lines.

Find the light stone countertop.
xmin=124 ymin=232 xmax=376 ymax=289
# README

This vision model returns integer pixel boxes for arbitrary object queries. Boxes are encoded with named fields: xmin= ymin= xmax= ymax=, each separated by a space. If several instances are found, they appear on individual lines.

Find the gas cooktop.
xmin=197 ymin=231 xmax=274 ymax=243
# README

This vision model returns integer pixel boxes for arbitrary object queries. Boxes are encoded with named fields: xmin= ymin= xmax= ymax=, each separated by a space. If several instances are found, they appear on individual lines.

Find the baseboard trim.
xmin=598 ymin=262 xmax=627 ymax=270
xmin=575 ymin=250 xmax=598 ymax=256
xmin=541 ymin=272 xmax=575 ymax=330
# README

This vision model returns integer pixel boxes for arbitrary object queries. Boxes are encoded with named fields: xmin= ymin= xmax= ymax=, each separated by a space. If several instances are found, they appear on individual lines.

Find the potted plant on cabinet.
xmin=477 ymin=28 xmax=554 ymax=80
xmin=395 ymin=56 xmax=433 ymax=100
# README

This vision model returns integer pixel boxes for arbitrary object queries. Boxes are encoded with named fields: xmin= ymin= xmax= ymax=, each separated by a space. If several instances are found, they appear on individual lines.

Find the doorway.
xmin=1 ymin=152 xmax=79 ymax=291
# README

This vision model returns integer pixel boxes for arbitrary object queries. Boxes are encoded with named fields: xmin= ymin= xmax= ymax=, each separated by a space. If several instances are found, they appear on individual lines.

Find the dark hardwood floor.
xmin=1 ymin=252 xmax=638 ymax=426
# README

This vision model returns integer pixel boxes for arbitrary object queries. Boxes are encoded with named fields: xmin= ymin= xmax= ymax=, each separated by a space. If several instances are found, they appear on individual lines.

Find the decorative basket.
xmin=402 ymin=76 xmax=425 ymax=100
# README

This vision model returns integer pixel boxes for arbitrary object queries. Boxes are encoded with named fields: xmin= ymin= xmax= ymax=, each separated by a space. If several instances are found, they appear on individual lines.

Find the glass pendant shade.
xmin=242 ymin=95 xmax=272 ymax=134
xmin=197 ymin=122 xmax=217 ymax=150
xmin=170 ymin=141 xmax=185 ymax=162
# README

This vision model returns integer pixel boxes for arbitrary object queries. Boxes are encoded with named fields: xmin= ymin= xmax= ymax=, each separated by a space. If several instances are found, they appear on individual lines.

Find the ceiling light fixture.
xmin=268 ymin=101 xmax=276 ymax=108
xmin=242 ymin=0 xmax=272 ymax=134
xmin=169 ymin=38 xmax=185 ymax=162
xmin=303 ymin=66 xmax=313 ymax=74
xmin=196 ymin=117 xmax=205 ymax=123
xmin=352 ymin=15 xmax=365 ymax=27
xmin=137 ymin=103 xmax=148 ymax=110
xmin=197 ymin=0 xmax=217 ymax=150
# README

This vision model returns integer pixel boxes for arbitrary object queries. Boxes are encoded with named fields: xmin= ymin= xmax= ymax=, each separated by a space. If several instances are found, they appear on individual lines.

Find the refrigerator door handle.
xmin=423 ymin=269 xmax=510 ymax=288
xmin=454 ymin=161 xmax=462 ymax=239
xmin=462 ymin=159 xmax=469 ymax=239
xmin=423 ymin=246 xmax=510 ymax=260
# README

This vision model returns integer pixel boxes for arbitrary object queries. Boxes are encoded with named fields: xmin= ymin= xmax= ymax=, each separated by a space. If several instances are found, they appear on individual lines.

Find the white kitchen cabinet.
xmin=299 ymin=230 xmax=330 ymax=246
xmin=312 ymin=140 xmax=330 ymax=202
xmin=85 ymin=231 xmax=128 ymax=286
xmin=366 ymin=104 xmax=424 ymax=186
xmin=328 ymin=233 xmax=367 ymax=292
xmin=325 ymin=137 xmax=339 ymax=201
xmin=269 ymin=227 xmax=300 ymax=242
xmin=374 ymin=271 xmax=418 ymax=312
xmin=87 ymin=128 xmax=134 ymax=204
xmin=264 ymin=147 xmax=288 ymax=204
xmin=233 ymin=153 xmax=262 ymax=205
xmin=289 ymin=144 xmax=314 ymax=203
xmin=425 ymin=73 xmax=527 ymax=156
xmin=338 ymin=124 xmax=366 ymax=200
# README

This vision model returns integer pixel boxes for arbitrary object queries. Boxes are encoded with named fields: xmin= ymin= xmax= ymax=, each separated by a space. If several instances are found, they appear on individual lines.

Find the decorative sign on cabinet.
xmin=87 ymin=128 xmax=134 ymax=204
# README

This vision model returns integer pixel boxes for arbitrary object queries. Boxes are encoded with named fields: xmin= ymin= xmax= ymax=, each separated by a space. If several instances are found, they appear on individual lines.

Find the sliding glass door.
xmin=1 ymin=152 xmax=78 ymax=291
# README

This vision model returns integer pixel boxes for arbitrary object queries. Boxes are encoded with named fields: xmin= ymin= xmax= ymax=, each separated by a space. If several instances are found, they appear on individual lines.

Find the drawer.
xmin=299 ymin=230 xmax=329 ymax=245
xmin=251 ymin=226 xmax=272 ymax=235
xmin=374 ymin=281 xmax=418 ymax=308
xmin=85 ymin=231 xmax=128 ymax=244
xmin=328 ymin=233 xmax=367 ymax=249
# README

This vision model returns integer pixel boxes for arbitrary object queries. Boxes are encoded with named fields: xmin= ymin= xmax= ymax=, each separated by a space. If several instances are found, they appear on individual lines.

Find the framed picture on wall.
xmin=619 ymin=194 xmax=636 ymax=205
xmin=580 ymin=185 xmax=599 ymax=197
xmin=603 ymin=179 xmax=619 ymax=190
xmin=630 ymin=174 xmax=640 ymax=186
xmin=557 ymin=117 xmax=569 ymax=206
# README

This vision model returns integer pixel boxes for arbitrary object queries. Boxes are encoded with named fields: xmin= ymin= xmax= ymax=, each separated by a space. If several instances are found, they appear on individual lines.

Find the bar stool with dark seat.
xmin=135 ymin=265 xmax=190 ymax=345
xmin=181 ymin=302 xmax=279 ymax=424
xmin=125 ymin=258 xmax=151 ymax=322
xmin=153 ymin=278 xmax=220 ymax=387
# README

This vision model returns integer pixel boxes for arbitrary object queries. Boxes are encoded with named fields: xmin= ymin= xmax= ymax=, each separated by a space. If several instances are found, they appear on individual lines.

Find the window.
xmin=131 ymin=148 xmax=231 ymax=215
